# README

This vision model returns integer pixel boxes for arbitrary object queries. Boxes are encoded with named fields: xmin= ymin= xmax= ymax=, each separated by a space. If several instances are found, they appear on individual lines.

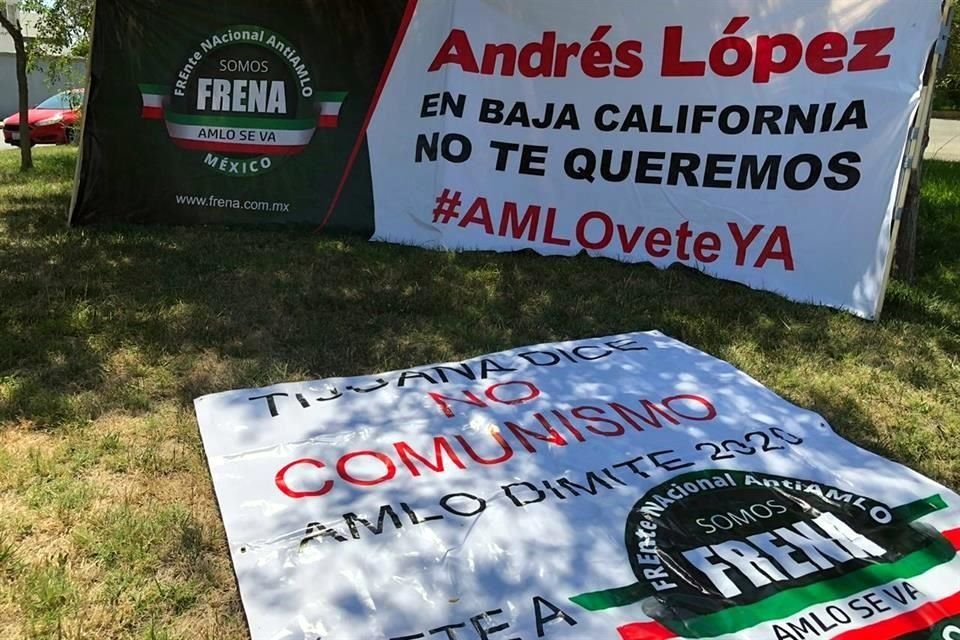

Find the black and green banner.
xmin=570 ymin=470 xmax=960 ymax=640
xmin=69 ymin=0 xmax=405 ymax=229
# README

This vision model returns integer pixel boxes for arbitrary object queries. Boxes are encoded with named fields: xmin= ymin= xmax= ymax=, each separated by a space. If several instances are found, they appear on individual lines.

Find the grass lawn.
xmin=1 ymin=146 xmax=959 ymax=639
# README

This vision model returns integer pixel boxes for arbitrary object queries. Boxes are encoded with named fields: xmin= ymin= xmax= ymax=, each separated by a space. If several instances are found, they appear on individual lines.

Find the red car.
xmin=3 ymin=89 xmax=84 ymax=147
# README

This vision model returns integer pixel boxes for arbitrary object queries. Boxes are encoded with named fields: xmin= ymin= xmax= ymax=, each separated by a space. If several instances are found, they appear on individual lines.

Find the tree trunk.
xmin=895 ymin=164 xmax=923 ymax=282
xmin=13 ymin=37 xmax=31 ymax=170
xmin=0 ymin=11 xmax=32 ymax=171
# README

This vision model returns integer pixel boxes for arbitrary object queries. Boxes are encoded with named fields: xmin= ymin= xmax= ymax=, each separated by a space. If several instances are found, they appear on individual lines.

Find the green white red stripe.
xmin=316 ymin=91 xmax=347 ymax=128
xmin=139 ymin=84 xmax=167 ymax=120
xmin=138 ymin=85 xmax=347 ymax=131
xmin=163 ymin=112 xmax=316 ymax=156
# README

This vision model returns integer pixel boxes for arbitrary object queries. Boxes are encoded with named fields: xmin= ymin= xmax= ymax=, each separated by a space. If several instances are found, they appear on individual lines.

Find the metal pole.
xmin=875 ymin=0 xmax=954 ymax=320
xmin=67 ymin=0 xmax=98 ymax=226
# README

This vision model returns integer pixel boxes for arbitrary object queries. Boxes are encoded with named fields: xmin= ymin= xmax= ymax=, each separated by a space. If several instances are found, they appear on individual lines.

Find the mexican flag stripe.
xmin=833 ymin=590 xmax=960 ymax=640
xmin=139 ymin=83 xmax=168 ymax=95
xmin=572 ymin=582 xmax=654 ymax=612
xmin=171 ymin=139 xmax=308 ymax=157
xmin=164 ymin=121 xmax=316 ymax=155
xmin=164 ymin=112 xmax=317 ymax=132
xmin=892 ymin=494 xmax=949 ymax=523
xmin=142 ymin=106 xmax=164 ymax=120
xmin=618 ymin=621 xmax=677 ymax=640
xmin=137 ymin=87 xmax=347 ymax=130
xmin=944 ymin=528 xmax=960 ymax=548
xmin=319 ymin=102 xmax=344 ymax=114
xmin=316 ymin=94 xmax=347 ymax=128
xmin=316 ymin=91 xmax=348 ymax=102
xmin=139 ymin=84 xmax=167 ymax=120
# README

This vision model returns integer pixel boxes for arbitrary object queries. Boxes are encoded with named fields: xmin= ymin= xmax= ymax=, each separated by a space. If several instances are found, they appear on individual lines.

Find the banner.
xmin=194 ymin=331 xmax=960 ymax=640
xmin=70 ymin=0 xmax=945 ymax=316
xmin=69 ymin=0 xmax=405 ymax=230
xmin=365 ymin=0 xmax=944 ymax=319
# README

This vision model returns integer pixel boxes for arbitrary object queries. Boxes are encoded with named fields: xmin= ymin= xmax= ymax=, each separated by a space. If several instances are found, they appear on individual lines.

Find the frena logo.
xmin=570 ymin=470 xmax=958 ymax=640
xmin=139 ymin=25 xmax=347 ymax=177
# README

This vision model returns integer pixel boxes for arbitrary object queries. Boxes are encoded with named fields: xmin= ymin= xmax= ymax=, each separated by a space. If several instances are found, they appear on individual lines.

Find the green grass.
xmin=934 ymin=88 xmax=960 ymax=112
xmin=1 ymin=146 xmax=959 ymax=638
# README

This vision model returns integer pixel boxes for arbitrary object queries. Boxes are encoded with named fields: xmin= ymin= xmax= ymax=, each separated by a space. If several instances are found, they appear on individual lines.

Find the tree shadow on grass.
xmin=3 ymin=149 xmax=960 ymax=640
xmin=1 ymin=152 xmax=959 ymax=486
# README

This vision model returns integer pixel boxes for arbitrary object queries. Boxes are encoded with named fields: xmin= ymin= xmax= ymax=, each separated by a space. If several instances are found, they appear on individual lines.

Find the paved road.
xmin=927 ymin=118 xmax=960 ymax=162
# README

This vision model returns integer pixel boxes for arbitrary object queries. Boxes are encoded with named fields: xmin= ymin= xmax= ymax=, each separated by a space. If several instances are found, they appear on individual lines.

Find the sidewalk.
xmin=926 ymin=119 xmax=960 ymax=162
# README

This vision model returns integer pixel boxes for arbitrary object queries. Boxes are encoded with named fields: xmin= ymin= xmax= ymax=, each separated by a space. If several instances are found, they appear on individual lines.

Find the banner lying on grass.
xmin=194 ymin=331 xmax=960 ymax=640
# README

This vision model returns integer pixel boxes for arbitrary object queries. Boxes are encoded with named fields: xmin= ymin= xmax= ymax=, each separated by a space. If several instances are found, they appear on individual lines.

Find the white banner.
xmin=366 ymin=0 xmax=944 ymax=319
xmin=194 ymin=331 xmax=960 ymax=640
